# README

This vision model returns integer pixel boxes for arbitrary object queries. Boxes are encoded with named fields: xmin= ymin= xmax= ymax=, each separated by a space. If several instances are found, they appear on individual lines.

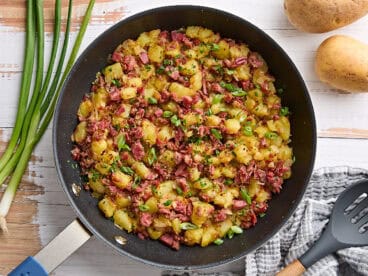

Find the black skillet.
xmin=9 ymin=5 xmax=316 ymax=275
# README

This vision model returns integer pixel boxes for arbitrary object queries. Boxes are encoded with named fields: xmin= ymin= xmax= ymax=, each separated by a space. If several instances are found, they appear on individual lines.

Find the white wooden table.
xmin=0 ymin=0 xmax=367 ymax=275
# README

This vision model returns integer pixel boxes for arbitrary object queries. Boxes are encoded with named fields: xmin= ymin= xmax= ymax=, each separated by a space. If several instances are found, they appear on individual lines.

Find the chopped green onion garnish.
xmin=117 ymin=135 xmax=126 ymax=151
xmin=213 ymin=238 xmax=224 ymax=245
xmin=277 ymin=88 xmax=284 ymax=94
xmin=243 ymin=126 xmax=253 ymax=136
xmin=211 ymin=129 xmax=222 ymax=140
xmin=139 ymin=204 xmax=150 ymax=212
xmin=147 ymin=147 xmax=157 ymax=165
xmin=240 ymin=188 xmax=252 ymax=204
xmin=120 ymin=166 xmax=134 ymax=176
xmin=176 ymin=186 xmax=183 ymax=195
xmin=265 ymin=132 xmax=278 ymax=140
xmin=170 ymin=115 xmax=181 ymax=127
xmin=163 ymin=200 xmax=172 ymax=206
xmin=231 ymin=90 xmax=247 ymax=97
xmin=163 ymin=110 xmax=173 ymax=118
xmin=163 ymin=59 xmax=173 ymax=66
xmin=148 ymin=97 xmax=157 ymax=104
xmin=230 ymin=225 xmax=243 ymax=234
xmin=211 ymin=43 xmax=220 ymax=51
xmin=205 ymin=108 xmax=213 ymax=116
xmin=224 ymin=179 xmax=233 ymax=185
xmin=111 ymin=79 xmax=121 ymax=87
xmin=259 ymin=213 xmax=266 ymax=218
xmin=212 ymin=94 xmax=223 ymax=104
xmin=180 ymin=222 xmax=198 ymax=230
xmin=227 ymin=229 xmax=234 ymax=239
xmin=220 ymin=81 xmax=247 ymax=96
xmin=132 ymin=175 xmax=141 ymax=189
xmin=280 ymin=107 xmax=289 ymax=116
xmin=156 ymin=66 xmax=165 ymax=74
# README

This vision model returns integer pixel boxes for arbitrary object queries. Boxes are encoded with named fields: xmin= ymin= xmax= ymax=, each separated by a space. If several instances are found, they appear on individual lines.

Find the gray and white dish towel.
xmin=164 ymin=167 xmax=368 ymax=276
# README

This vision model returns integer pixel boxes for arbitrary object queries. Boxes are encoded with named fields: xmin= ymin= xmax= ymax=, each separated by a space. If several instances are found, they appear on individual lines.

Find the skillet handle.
xmin=9 ymin=219 xmax=91 ymax=275
xmin=276 ymin=260 xmax=306 ymax=276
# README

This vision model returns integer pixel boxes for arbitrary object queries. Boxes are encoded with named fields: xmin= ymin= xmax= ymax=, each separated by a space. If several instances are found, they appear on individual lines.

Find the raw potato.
xmin=284 ymin=0 xmax=368 ymax=33
xmin=315 ymin=35 xmax=368 ymax=92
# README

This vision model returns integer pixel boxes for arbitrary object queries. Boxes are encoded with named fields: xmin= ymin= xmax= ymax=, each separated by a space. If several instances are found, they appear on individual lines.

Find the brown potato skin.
xmin=284 ymin=0 xmax=368 ymax=33
xmin=315 ymin=35 xmax=368 ymax=93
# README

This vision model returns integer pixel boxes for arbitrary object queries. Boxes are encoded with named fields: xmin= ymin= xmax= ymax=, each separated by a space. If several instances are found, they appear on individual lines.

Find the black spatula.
xmin=277 ymin=179 xmax=368 ymax=275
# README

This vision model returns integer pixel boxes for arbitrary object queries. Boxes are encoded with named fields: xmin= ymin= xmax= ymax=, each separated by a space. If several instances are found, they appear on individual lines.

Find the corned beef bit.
xmin=73 ymin=26 xmax=293 ymax=250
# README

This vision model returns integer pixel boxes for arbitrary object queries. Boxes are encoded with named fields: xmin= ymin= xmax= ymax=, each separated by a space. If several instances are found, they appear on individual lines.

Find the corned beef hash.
xmin=71 ymin=26 xmax=293 ymax=250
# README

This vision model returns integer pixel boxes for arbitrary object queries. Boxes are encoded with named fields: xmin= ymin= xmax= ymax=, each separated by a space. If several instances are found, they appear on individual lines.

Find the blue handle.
xmin=9 ymin=256 xmax=48 ymax=276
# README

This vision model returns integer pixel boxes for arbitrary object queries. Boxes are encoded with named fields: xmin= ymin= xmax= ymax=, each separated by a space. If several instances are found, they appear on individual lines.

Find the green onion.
xmin=227 ymin=229 xmax=234 ymax=239
xmin=265 ymin=132 xmax=278 ymax=140
xmin=243 ymin=126 xmax=253 ymax=136
xmin=224 ymin=179 xmax=233 ymax=185
xmin=147 ymin=147 xmax=157 ymax=165
xmin=205 ymin=108 xmax=213 ymax=116
xmin=277 ymin=88 xmax=284 ymax=94
xmin=211 ymin=129 xmax=222 ymax=140
xmin=180 ymin=222 xmax=198 ymax=230
xmin=231 ymin=90 xmax=247 ymax=97
xmin=212 ymin=94 xmax=223 ymax=104
xmin=163 ymin=110 xmax=173 ymax=118
xmin=120 ymin=166 xmax=134 ymax=176
xmin=220 ymin=81 xmax=247 ymax=96
xmin=280 ymin=107 xmax=290 ymax=116
xmin=211 ymin=43 xmax=220 ymax=51
xmin=259 ymin=213 xmax=266 ymax=218
xmin=0 ymin=0 xmax=96 ymax=232
xmin=230 ymin=225 xmax=243 ymax=234
xmin=148 ymin=97 xmax=157 ymax=104
xmin=213 ymin=238 xmax=224 ymax=245
xmin=111 ymin=79 xmax=121 ymax=87
xmin=156 ymin=66 xmax=165 ymax=74
xmin=170 ymin=115 xmax=181 ymax=127
xmin=132 ymin=175 xmax=141 ymax=189
xmin=176 ymin=186 xmax=183 ymax=195
xmin=163 ymin=200 xmax=172 ymax=206
xmin=139 ymin=204 xmax=150 ymax=212
xmin=163 ymin=59 xmax=173 ymax=66
xmin=117 ymin=135 xmax=126 ymax=151
xmin=240 ymin=188 xmax=252 ymax=204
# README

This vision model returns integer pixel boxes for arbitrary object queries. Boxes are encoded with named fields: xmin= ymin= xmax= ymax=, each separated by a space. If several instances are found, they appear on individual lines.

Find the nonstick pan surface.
xmin=53 ymin=5 xmax=316 ymax=270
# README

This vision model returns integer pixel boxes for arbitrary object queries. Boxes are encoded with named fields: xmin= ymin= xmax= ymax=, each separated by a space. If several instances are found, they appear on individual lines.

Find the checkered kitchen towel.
xmin=164 ymin=167 xmax=368 ymax=276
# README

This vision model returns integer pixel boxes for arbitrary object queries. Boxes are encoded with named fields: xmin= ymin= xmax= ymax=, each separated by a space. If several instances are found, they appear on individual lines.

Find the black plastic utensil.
xmin=277 ymin=179 xmax=368 ymax=275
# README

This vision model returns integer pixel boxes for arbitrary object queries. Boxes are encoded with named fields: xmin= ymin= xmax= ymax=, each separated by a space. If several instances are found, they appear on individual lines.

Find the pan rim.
xmin=52 ymin=4 xmax=317 ymax=270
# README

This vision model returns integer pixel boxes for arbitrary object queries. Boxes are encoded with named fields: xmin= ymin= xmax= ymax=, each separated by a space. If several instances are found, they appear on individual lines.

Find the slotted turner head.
xmin=330 ymin=179 xmax=368 ymax=246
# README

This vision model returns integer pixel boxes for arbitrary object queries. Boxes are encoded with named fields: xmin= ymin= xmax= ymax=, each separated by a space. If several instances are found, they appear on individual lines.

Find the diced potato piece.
xmin=215 ymin=219 xmax=232 ymax=237
xmin=230 ymin=44 xmax=250 ymax=59
xmin=143 ymin=87 xmax=155 ymax=101
xmin=153 ymin=216 xmax=172 ymax=229
xmin=256 ymin=188 xmax=270 ymax=203
xmin=254 ymin=126 xmax=268 ymax=138
xmin=211 ymin=167 xmax=222 ymax=179
xmin=156 ymin=181 xmax=174 ymax=197
xmin=275 ymin=116 xmax=291 ymax=141
xmin=172 ymin=218 xmax=182 ymax=235
xmin=148 ymin=45 xmax=164 ymax=63
xmin=213 ymin=192 xmax=233 ymax=208
xmin=158 ymin=150 xmax=175 ymax=167
xmin=95 ymin=162 xmax=110 ymax=175
xmin=189 ymin=167 xmax=201 ymax=181
xmin=120 ymin=87 xmax=137 ymax=100
xmin=201 ymin=225 xmax=218 ymax=247
xmin=184 ymin=228 xmax=203 ymax=246
xmin=78 ymin=100 xmax=93 ymax=119
xmin=218 ymin=150 xmax=234 ymax=163
xmin=145 ymin=197 xmax=158 ymax=213
xmin=73 ymin=121 xmax=87 ymax=144
xmin=119 ymin=39 xmax=136 ymax=55
xmin=212 ymin=40 xmax=230 ymax=59
xmin=98 ymin=197 xmax=116 ymax=218
xmin=115 ymin=195 xmax=131 ymax=208
xmin=147 ymin=227 xmax=163 ymax=240
xmin=234 ymin=64 xmax=251 ymax=81
xmin=91 ymin=139 xmax=107 ymax=156
xmin=221 ymin=166 xmax=236 ymax=178
xmin=127 ymin=77 xmax=142 ymax=87
xmin=225 ymin=119 xmax=241 ymax=134
xmin=157 ymin=126 xmax=174 ymax=142
xmin=142 ymin=120 xmax=157 ymax=145
xmin=180 ymin=59 xmax=199 ymax=76
xmin=198 ymin=28 xmax=218 ymax=43
xmin=132 ymin=162 xmax=151 ymax=179
xmin=137 ymin=32 xmax=151 ymax=47
xmin=186 ymin=26 xmax=201 ymax=38
xmin=183 ymin=112 xmax=202 ymax=126
xmin=248 ymin=89 xmax=263 ymax=102
xmin=169 ymin=82 xmax=196 ymax=99
xmin=211 ymin=103 xmax=226 ymax=114
xmin=206 ymin=115 xmax=221 ymax=126
xmin=111 ymin=171 xmax=132 ymax=190
xmin=89 ymin=178 xmax=105 ymax=194
xmin=119 ymin=103 xmax=131 ymax=118
xmin=191 ymin=201 xmax=214 ymax=226
xmin=248 ymin=179 xmax=261 ymax=197
xmin=165 ymin=41 xmax=181 ymax=57
xmin=253 ymin=103 xmax=269 ymax=117
xmin=92 ymin=88 xmax=109 ymax=108
xmin=113 ymin=209 xmax=133 ymax=232
xmin=193 ymin=178 xmax=213 ymax=190
xmin=190 ymin=71 xmax=202 ymax=91
xmin=141 ymin=64 xmax=155 ymax=80
xmin=234 ymin=144 xmax=252 ymax=164
xmin=103 ymin=63 xmax=123 ymax=84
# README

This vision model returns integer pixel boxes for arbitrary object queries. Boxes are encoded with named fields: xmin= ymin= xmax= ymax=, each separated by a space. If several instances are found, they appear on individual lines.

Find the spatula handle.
xmin=276 ymin=260 xmax=306 ymax=276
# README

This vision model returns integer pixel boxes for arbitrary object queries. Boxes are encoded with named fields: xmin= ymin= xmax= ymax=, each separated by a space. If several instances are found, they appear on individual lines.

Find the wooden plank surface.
xmin=0 ymin=0 xmax=367 ymax=275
